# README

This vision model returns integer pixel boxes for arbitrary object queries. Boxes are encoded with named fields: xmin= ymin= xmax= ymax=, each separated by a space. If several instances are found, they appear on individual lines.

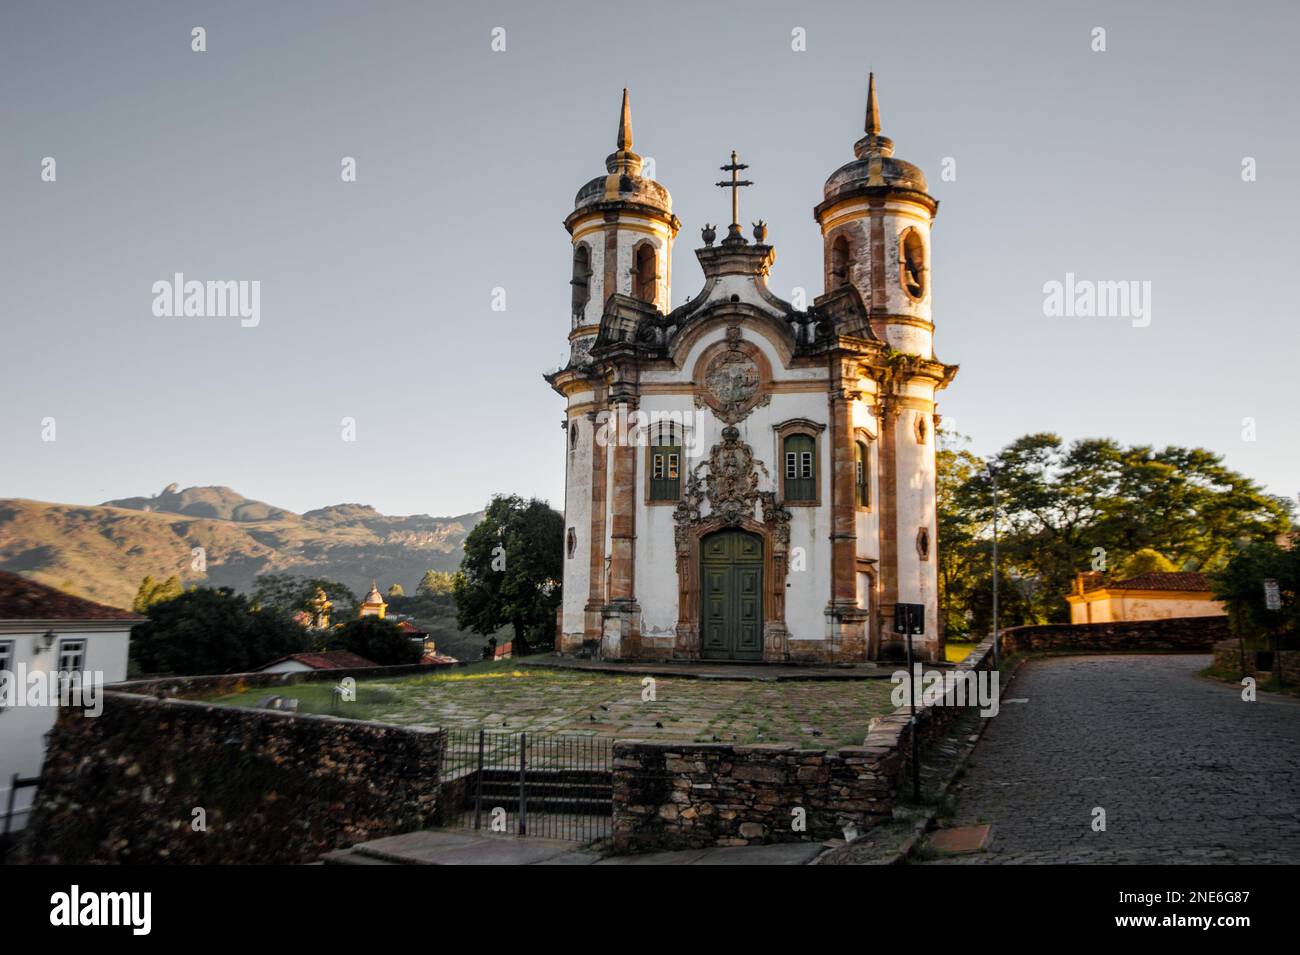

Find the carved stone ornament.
xmin=696 ymin=329 xmax=770 ymax=424
xmin=673 ymin=426 xmax=791 ymax=552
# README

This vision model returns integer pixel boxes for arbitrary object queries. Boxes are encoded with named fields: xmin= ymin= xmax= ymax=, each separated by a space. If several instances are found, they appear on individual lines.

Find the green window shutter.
xmin=784 ymin=434 xmax=816 ymax=502
xmin=650 ymin=444 xmax=682 ymax=501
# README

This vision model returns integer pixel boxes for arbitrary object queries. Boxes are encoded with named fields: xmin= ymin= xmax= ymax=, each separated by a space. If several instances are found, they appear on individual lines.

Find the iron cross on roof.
xmin=715 ymin=150 xmax=752 ymax=240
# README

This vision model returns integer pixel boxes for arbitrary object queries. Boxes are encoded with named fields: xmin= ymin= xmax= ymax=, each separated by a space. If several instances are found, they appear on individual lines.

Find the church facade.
xmin=546 ymin=76 xmax=957 ymax=663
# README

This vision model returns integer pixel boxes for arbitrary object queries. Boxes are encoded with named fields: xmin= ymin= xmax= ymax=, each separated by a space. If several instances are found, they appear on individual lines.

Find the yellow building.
xmin=358 ymin=580 xmax=387 ymax=619
xmin=1067 ymin=571 xmax=1224 ymax=624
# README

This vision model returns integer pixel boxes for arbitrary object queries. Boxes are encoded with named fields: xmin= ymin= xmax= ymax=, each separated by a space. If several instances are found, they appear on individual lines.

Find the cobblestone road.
xmin=926 ymin=655 xmax=1300 ymax=864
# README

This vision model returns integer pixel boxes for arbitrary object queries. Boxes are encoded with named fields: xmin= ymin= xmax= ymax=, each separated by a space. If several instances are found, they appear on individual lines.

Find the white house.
xmin=546 ymin=77 xmax=956 ymax=663
xmin=0 ymin=571 xmax=137 ymax=834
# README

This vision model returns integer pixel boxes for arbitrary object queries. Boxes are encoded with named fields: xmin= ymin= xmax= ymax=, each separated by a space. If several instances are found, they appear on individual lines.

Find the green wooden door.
xmin=700 ymin=530 xmax=764 ymax=661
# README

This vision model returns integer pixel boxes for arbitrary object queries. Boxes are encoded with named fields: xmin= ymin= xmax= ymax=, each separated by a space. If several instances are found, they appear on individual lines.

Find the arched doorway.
xmin=699 ymin=529 xmax=764 ymax=661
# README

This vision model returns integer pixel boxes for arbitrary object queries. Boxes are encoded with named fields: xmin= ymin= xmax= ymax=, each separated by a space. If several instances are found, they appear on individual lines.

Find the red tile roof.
xmin=260 ymin=650 xmax=378 ymax=671
xmin=1109 ymin=571 xmax=1213 ymax=592
xmin=0 ymin=570 xmax=142 ymax=621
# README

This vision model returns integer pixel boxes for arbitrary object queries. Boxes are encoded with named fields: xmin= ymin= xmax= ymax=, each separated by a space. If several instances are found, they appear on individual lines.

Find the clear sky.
xmin=2 ymin=0 xmax=1297 ymax=517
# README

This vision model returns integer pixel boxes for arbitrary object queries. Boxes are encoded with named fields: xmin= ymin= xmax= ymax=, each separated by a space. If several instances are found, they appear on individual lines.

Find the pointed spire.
xmin=617 ymin=88 xmax=633 ymax=151
xmin=605 ymin=88 xmax=643 ymax=176
xmin=853 ymin=72 xmax=894 ymax=160
xmin=864 ymin=72 xmax=880 ymax=136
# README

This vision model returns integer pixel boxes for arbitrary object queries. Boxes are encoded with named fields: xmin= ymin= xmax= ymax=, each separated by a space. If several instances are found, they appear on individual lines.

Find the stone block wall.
xmin=1211 ymin=640 xmax=1300 ymax=683
xmin=611 ymin=637 xmax=997 ymax=852
xmin=998 ymin=615 xmax=1228 ymax=655
xmin=115 ymin=661 xmax=454 ymax=701
xmin=20 ymin=691 xmax=443 ymax=864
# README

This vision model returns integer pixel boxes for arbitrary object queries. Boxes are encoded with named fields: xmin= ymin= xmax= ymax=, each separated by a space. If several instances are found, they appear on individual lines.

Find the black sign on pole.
xmin=894 ymin=603 xmax=925 ymax=802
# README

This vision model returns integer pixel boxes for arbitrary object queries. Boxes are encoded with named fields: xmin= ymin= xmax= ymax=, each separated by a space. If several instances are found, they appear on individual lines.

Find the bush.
xmin=324 ymin=616 xmax=423 ymax=666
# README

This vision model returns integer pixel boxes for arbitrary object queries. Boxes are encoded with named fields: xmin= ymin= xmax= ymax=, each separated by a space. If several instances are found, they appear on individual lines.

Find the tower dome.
xmin=568 ymin=89 xmax=674 ymax=223
xmin=560 ymin=90 xmax=680 ymax=371
xmin=819 ymin=73 xmax=932 ymax=208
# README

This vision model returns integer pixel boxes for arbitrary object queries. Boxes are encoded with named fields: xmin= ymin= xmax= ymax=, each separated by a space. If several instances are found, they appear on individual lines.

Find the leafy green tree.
xmin=323 ymin=615 xmax=423 ymax=666
xmin=941 ymin=433 xmax=1291 ymax=628
xmin=1117 ymin=548 xmax=1177 ymax=578
xmin=417 ymin=570 xmax=456 ymax=597
xmin=132 ymin=574 xmax=184 ymax=613
xmin=936 ymin=431 xmax=987 ymax=638
xmin=1212 ymin=542 xmax=1298 ymax=646
xmin=130 ymin=587 xmax=310 ymax=675
xmin=453 ymin=494 xmax=563 ymax=656
xmin=251 ymin=573 xmax=357 ymax=619
xmin=387 ymin=583 xmax=405 ymax=598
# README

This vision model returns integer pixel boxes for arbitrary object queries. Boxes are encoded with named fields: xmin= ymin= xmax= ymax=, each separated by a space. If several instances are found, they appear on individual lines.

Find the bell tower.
xmin=562 ymin=89 xmax=680 ymax=370
xmin=814 ymin=74 xmax=952 ymax=659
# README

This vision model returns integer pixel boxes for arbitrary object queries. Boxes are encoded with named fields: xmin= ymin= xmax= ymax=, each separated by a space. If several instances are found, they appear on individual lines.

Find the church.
xmin=546 ymin=76 xmax=957 ymax=664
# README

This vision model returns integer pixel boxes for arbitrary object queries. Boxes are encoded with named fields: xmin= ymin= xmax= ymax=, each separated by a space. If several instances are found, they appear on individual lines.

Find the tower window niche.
xmin=633 ymin=243 xmax=657 ymax=304
xmin=855 ymin=439 xmax=870 ymax=507
xmin=831 ymin=235 xmax=850 ymax=288
xmin=571 ymin=244 xmax=592 ymax=322
xmin=900 ymin=228 xmax=926 ymax=300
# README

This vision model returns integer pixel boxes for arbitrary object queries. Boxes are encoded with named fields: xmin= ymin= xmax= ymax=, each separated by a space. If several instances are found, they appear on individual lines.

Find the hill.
xmin=0 ymin=485 xmax=481 ymax=610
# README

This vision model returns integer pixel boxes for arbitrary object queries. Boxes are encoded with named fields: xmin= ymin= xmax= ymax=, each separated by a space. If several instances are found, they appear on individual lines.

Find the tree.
xmin=1212 ymin=542 xmax=1298 ymax=646
xmin=251 ymin=573 xmax=358 ymax=620
xmin=130 ymin=587 xmax=311 ymax=675
xmin=939 ymin=433 xmax=1291 ymax=629
xmin=323 ymin=615 xmax=423 ymax=666
xmin=453 ymin=494 xmax=563 ymax=656
xmin=1117 ymin=548 xmax=1176 ymax=578
xmin=387 ymin=583 xmax=405 ymax=598
xmin=417 ymin=570 xmax=456 ymax=597
xmin=936 ymin=430 xmax=987 ymax=639
xmin=132 ymin=575 xmax=184 ymax=613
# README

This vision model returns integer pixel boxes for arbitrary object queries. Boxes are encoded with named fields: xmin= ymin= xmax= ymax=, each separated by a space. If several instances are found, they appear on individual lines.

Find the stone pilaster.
xmin=826 ymin=357 xmax=867 ymax=659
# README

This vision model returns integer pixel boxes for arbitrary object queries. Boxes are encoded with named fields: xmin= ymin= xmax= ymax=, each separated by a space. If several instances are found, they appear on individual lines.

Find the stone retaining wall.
xmin=611 ymin=637 xmax=997 ymax=852
xmin=1211 ymin=640 xmax=1300 ymax=683
xmin=20 ymin=691 xmax=444 ymax=864
xmin=998 ymin=615 xmax=1228 ymax=655
xmin=115 ymin=661 xmax=455 ymax=700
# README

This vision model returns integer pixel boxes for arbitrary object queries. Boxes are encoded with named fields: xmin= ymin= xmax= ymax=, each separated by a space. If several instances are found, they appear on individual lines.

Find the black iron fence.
xmin=440 ymin=730 xmax=613 ymax=844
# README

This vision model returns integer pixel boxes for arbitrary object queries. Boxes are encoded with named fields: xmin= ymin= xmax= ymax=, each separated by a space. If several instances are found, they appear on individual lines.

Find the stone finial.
xmin=864 ymin=71 xmax=881 ymax=136
xmin=752 ymin=220 xmax=767 ymax=243
xmin=605 ymin=88 xmax=643 ymax=175
xmin=701 ymin=223 xmax=717 ymax=246
xmin=617 ymin=87 xmax=633 ymax=151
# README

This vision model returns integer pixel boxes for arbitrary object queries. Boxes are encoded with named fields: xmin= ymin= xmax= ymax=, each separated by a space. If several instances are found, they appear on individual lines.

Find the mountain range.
xmin=0 ymin=484 xmax=481 ymax=609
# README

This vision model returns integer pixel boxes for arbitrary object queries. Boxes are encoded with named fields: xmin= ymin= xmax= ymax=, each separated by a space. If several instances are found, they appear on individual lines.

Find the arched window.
xmin=831 ymin=235 xmax=850 ymax=288
xmin=783 ymin=433 xmax=816 ymax=503
xmin=855 ymin=439 xmax=870 ymax=507
xmin=900 ymin=229 xmax=926 ymax=299
xmin=571 ymin=244 xmax=592 ymax=321
xmin=633 ymin=243 xmax=657 ymax=304
xmin=647 ymin=419 xmax=682 ymax=503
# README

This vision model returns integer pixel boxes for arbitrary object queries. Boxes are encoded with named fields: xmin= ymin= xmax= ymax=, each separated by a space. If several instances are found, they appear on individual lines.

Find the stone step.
xmin=469 ymin=796 xmax=613 ymax=815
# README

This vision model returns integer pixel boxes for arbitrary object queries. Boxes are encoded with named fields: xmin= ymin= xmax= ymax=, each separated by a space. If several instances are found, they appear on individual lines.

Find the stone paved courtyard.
xmin=214 ymin=664 xmax=895 ymax=747
xmin=924 ymin=654 xmax=1300 ymax=864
